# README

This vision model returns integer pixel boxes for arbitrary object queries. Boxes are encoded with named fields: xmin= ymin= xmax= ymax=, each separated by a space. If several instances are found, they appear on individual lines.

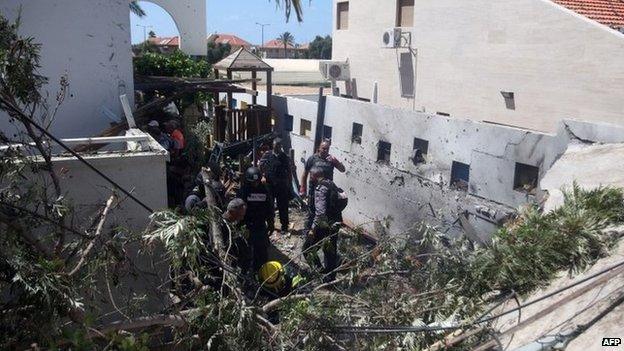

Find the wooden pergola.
xmin=213 ymin=47 xmax=274 ymax=111
xmin=212 ymin=48 xmax=275 ymax=143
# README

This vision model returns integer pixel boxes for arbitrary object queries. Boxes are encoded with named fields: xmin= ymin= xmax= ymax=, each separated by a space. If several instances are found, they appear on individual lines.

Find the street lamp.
xmin=255 ymin=22 xmax=270 ymax=56
xmin=136 ymin=24 xmax=153 ymax=43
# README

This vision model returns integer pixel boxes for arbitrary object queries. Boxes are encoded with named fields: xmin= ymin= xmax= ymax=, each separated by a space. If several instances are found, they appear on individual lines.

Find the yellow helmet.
xmin=259 ymin=261 xmax=285 ymax=291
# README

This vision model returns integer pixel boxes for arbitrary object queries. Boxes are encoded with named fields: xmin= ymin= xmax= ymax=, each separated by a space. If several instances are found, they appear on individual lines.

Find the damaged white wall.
xmin=237 ymin=91 xmax=624 ymax=238
xmin=0 ymin=0 xmax=135 ymax=138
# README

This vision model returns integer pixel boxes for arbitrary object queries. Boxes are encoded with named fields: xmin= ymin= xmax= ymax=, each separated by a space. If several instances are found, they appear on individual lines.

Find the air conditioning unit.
xmin=382 ymin=28 xmax=411 ymax=48
xmin=319 ymin=61 xmax=350 ymax=81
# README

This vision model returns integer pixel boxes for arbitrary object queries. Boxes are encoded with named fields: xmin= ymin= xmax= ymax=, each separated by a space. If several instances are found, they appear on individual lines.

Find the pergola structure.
xmin=212 ymin=48 xmax=275 ymax=143
xmin=213 ymin=47 xmax=274 ymax=111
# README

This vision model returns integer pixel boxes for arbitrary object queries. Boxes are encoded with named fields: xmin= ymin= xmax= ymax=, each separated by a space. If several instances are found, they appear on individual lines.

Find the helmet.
xmin=259 ymin=261 xmax=285 ymax=291
xmin=245 ymin=167 xmax=261 ymax=183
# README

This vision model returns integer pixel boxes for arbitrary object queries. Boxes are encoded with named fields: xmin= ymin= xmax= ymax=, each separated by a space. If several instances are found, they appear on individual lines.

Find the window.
xmin=337 ymin=2 xmax=349 ymax=30
xmin=513 ymin=162 xmax=539 ymax=193
xmin=501 ymin=91 xmax=516 ymax=110
xmin=413 ymin=138 xmax=429 ymax=155
xmin=284 ymin=114 xmax=293 ymax=132
xmin=399 ymin=52 xmax=415 ymax=97
xmin=377 ymin=141 xmax=392 ymax=163
xmin=436 ymin=112 xmax=450 ymax=117
xmin=300 ymin=119 xmax=312 ymax=138
xmin=351 ymin=122 xmax=363 ymax=144
xmin=397 ymin=0 xmax=414 ymax=27
xmin=323 ymin=125 xmax=333 ymax=140
xmin=450 ymin=161 xmax=470 ymax=191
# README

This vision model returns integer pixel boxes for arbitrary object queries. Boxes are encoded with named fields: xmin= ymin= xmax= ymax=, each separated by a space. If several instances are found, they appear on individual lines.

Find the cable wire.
xmin=14 ymin=111 xmax=154 ymax=213
xmin=332 ymin=259 xmax=624 ymax=334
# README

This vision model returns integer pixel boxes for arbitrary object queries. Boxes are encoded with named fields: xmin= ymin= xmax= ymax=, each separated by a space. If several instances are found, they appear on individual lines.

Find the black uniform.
xmin=303 ymin=179 xmax=342 ymax=280
xmin=237 ymin=183 xmax=273 ymax=270
xmin=260 ymin=150 xmax=292 ymax=231
xmin=304 ymin=154 xmax=337 ymax=230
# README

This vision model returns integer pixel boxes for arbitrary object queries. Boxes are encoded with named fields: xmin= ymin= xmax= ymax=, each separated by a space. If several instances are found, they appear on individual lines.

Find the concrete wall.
xmin=0 ymin=0 xmax=135 ymax=138
xmin=144 ymin=0 xmax=206 ymax=56
xmin=331 ymin=0 xmax=624 ymax=132
xmin=246 ymin=91 xmax=624 ymax=238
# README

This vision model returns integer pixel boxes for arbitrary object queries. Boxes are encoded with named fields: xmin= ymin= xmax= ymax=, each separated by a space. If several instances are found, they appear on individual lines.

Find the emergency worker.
xmin=259 ymin=138 xmax=292 ymax=234
xmin=238 ymin=167 xmax=274 ymax=270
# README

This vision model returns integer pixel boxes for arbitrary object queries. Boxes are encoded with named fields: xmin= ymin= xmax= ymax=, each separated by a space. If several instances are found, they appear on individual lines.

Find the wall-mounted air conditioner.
xmin=319 ymin=61 xmax=351 ymax=81
xmin=382 ymin=28 xmax=411 ymax=48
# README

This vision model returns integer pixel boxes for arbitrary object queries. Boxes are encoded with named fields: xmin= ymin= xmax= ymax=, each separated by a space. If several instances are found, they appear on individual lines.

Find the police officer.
xmin=238 ymin=167 xmax=274 ymax=270
xmin=299 ymin=141 xmax=346 ymax=230
xmin=302 ymin=167 xmax=345 ymax=281
xmin=259 ymin=138 xmax=292 ymax=234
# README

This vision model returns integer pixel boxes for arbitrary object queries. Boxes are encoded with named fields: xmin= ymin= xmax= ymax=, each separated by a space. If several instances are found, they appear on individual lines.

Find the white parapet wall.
xmin=38 ymin=130 xmax=168 ymax=231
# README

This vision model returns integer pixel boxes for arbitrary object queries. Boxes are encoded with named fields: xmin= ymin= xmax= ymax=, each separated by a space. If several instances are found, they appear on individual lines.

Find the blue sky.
xmin=130 ymin=0 xmax=332 ymax=45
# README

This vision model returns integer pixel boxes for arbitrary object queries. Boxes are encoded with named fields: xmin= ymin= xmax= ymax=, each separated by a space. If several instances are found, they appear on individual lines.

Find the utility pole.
xmin=136 ymin=24 xmax=153 ymax=43
xmin=255 ymin=22 xmax=270 ymax=57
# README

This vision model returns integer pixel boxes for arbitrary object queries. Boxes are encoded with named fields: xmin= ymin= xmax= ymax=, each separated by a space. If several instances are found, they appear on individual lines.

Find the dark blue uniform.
xmin=238 ymin=183 xmax=273 ymax=270
xmin=260 ymin=150 xmax=292 ymax=231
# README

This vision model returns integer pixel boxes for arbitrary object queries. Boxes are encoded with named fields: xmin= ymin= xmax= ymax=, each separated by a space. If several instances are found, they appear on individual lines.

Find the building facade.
xmin=331 ymin=0 xmax=624 ymax=132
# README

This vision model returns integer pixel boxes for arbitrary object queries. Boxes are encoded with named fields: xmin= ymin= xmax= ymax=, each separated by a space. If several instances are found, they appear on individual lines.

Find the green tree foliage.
xmin=148 ymin=30 xmax=156 ymax=38
xmin=276 ymin=31 xmax=295 ymax=57
xmin=308 ymin=35 xmax=332 ymax=59
xmin=206 ymin=41 xmax=232 ymax=65
xmin=133 ymin=50 xmax=210 ymax=77
xmin=129 ymin=1 xmax=145 ymax=17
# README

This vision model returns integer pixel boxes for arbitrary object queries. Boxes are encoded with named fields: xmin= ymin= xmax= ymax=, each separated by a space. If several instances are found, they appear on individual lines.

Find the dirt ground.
xmin=267 ymin=206 xmax=310 ymax=271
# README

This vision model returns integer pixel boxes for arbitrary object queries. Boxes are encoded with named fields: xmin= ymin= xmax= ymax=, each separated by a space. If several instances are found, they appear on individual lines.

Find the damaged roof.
xmin=552 ymin=0 xmax=624 ymax=30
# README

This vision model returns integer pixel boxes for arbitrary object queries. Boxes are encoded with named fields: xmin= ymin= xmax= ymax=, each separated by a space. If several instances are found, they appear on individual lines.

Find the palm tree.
xmin=273 ymin=0 xmax=304 ymax=22
xmin=276 ymin=32 xmax=295 ymax=58
xmin=129 ymin=1 xmax=146 ymax=18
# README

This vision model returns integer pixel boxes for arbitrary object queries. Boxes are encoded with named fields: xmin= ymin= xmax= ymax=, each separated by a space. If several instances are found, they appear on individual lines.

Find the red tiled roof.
xmin=262 ymin=39 xmax=296 ymax=49
xmin=208 ymin=33 xmax=251 ymax=47
xmin=552 ymin=0 xmax=624 ymax=29
xmin=148 ymin=36 xmax=179 ymax=47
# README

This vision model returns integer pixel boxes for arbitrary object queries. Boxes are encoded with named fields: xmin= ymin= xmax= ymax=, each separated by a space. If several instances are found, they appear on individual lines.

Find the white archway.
xmin=140 ymin=0 xmax=206 ymax=56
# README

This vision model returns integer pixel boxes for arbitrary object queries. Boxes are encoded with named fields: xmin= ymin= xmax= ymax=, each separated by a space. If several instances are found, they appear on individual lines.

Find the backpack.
xmin=320 ymin=180 xmax=348 ymax=214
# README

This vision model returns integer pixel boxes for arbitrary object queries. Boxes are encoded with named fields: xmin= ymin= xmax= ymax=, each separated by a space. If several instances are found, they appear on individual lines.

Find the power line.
xmin=332 ymin=259 xmax=624 ymax=334
xmin=10 ymin=108 xmax=154 ymax=213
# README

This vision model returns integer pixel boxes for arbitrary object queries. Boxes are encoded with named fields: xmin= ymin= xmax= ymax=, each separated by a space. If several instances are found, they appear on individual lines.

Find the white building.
xmin=331 ymin=0 xmax=624 ymax=132
xmin=0 ymin=0 xmax=206 ymax=138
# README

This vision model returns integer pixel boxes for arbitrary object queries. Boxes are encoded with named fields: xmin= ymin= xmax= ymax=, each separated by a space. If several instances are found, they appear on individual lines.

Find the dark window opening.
xmin=377 ymin=141 xmax=392 ymax=163
xmin=300 ymin=119 xmax=312 ymax=138
xmin=351 ymin=122 xmax=363 ymax=144
xmin=397 ymin=0 xmax=414 ymax=27
xmin=514 ymin=162 xmax=539 ymax=194
xmin=284 ymin=114 xmax=293 ymax=132
xmin=436 ymin=111 xmax=450 ymax=117
xmin=450 ymin=161 xmax=470 ymax=191
xmin=501 ymin=91 xmax=515 ymax=110
xmin=323 ymin=125 xmax=333 ymax=141
xmin=337 ymin=2 xmax=349 ymax=30
xmin=411 ymin=138 xmax=429 ymax=165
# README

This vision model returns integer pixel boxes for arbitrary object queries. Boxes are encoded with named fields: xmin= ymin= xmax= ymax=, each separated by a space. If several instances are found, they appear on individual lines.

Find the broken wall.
xmin=232 ymin=91 xmax=624 ymax=238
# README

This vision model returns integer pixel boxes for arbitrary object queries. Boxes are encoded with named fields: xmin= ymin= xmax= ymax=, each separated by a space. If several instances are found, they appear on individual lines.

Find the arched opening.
xmin=130 ymin=1 xmax=180 ymax=54
xmin=130 ymin=0 xmax=207 ymax=56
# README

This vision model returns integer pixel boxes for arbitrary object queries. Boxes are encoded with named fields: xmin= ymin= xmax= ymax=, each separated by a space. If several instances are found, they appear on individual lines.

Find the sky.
xmin=130 ymin=0 xmax=332 ymax=45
